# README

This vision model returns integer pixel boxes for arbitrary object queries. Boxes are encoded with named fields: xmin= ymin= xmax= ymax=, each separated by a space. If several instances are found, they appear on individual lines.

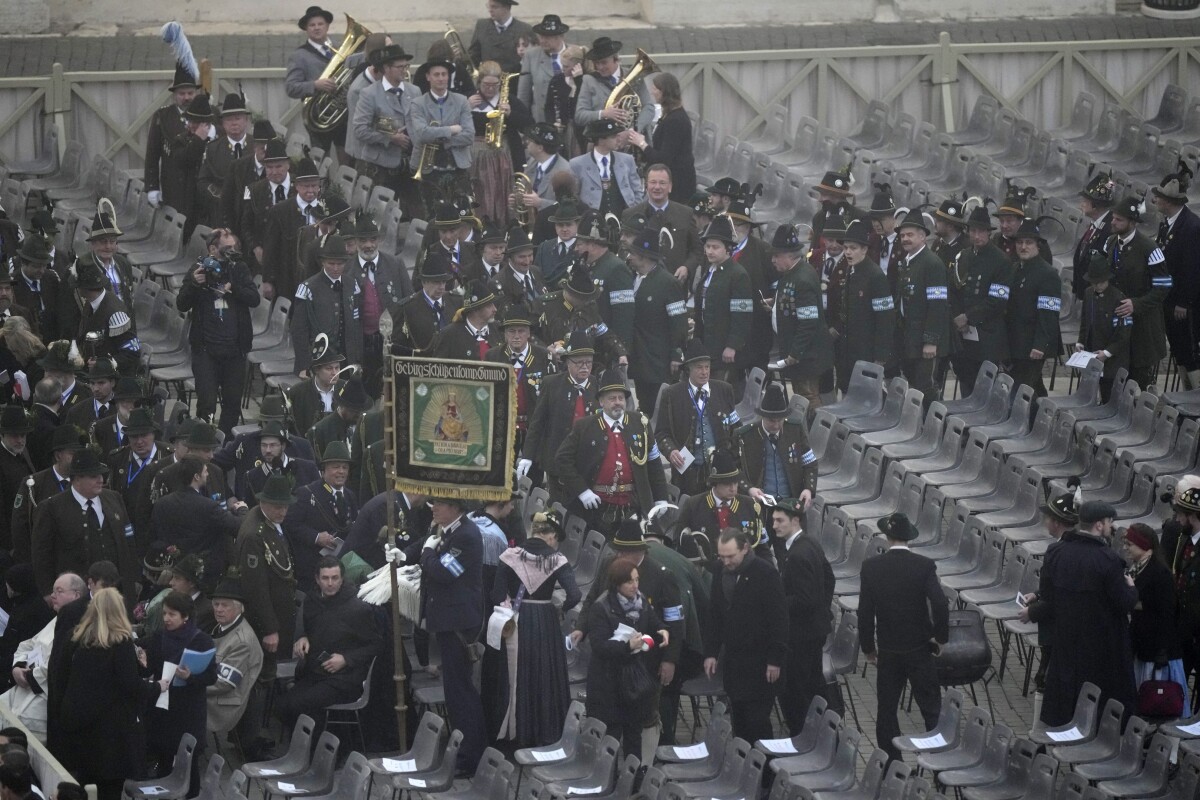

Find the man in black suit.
xmin=144 ymin=65 xmax=198 ymax=213
xmin=74 ymin=261 xmax=141 ymax=377
xmin=13 ymin=424 xmax=85 ymax=564
xmin=391 ymin=253 xmax=464 ymax=357
xmin=859 ymin=512 xmax=949 ymax=763
xmin=152 ymin=456 xmax=249 ymax=585
xmin=655 ymin=341 xmax=738 ymax=496
xmin=422 ymin=280 xmax=499 ymax=361
xmin=240 ymin=421 xmax=320 ymax=509
xmin=421 ymin=496 xmax=486 ymax=775
xmin=484 ymin=303 xmax=552 ymax=457
xmin=0 ymin=405 xmax=33 ymax=554
xmin=771 ymin=498 xmax=837 ymax=734
xmin=13 ymin=236 xmax=66 ymax=340
xmin=276 ymin=557 xmax=381 ymax=729
xmin=44 ymin=572 xmax=88 ymax=764
xmin=703 ymin=528 xmax=788 ymax=743
xmin=734 ymin=383 xmax=817 ymax=510
xmin=198 ymin=93 xmax=252 ymax=227
xmin=468 ymin=0 xmax=534 ymax=73
xmin=104 ymin=407 xmax=168 ymax=561
xmin=623 ymin=165 xmax=704 ymax=284
xmin=494 ymin=226 xmax=547 ymax=314
xmin=285 ymin=442 xmax=359 ymax=591
xmin=64 ymin=359 xmax=118 ymax=433
xmin=288 ymin=336 xmax=345 ymax=437
xmin=352 ymin=213 xmax=412 ymax=396
xmin=675 ymin=451 xmax=768 ymax=561
xmin=241 ymin=139 xmax=292 ymax=274
xmin=222 ymin=120 xmax=274 ymax=244
xmin=262 ymin=155 xmax=322 ymax=303
xmin=38 ymin=341 xmax=86 ymax=419
xmin=1152 ymin=162 xmax=1200 ymax=390
xmin=1072 ymin=170 xmax=1115 ymax=300
xmin=519 ymin=331 xmax=596 ymax=502
xmin=534 ymin=198 xmax=583 ymax=287
xmin=212 ymin=395 xmax=316 ymax=489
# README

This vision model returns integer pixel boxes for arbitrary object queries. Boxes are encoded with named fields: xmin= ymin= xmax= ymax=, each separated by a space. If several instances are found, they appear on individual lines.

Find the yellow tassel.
xmin=452 ymin=306 xmax=465 ymax=323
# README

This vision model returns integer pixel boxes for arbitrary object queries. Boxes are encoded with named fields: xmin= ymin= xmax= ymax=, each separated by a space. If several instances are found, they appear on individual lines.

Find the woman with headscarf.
xmin=0 ymin=564 xmax=53 ymax=687
xmin=138 ymin=591 xmax=218 ymax=797
xmin=484 ymin=510 xmax=581 ymax=747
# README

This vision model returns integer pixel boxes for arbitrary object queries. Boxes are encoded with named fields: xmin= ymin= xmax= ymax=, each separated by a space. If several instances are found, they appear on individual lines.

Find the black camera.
xmin=199 ymin=255 xmax=226 ymax=285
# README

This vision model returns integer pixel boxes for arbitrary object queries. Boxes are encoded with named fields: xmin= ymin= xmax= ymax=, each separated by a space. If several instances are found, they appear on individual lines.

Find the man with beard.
xmin=1106 ymin=195 xmax=1171 ymax=391
xmin=520 ymin=331 xmax=596 ymax=500
xmin=240 ymin=421 xmax=319 ymax=508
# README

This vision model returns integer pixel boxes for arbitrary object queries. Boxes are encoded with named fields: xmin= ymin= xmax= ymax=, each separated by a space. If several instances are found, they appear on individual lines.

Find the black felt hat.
xmin=770 ymin=224 xmax=806 ymax=253
xmin=562 ymin=258 xmax=600 ymax=300
xmin=757 ymin=383 xmax=790 ymax=417
xmin=706 ymin=451 xmax=740 ymax=485
xmin=839 ymin=219 xmax=871 ymax=247
xmin=298 ymin=5 xmax=334 ymax=28
xmin=1079 ymin=170 xmax=1116 ymax=206
xmin=878 ymin=512 xmax=918 ymax=541
xmin=585 ymin=37 xmax=623 ymax=62
xmin=532 ymin=14 xmax=569 ymax=35
xmin=334 ymin=377 xmax=371 ymax=412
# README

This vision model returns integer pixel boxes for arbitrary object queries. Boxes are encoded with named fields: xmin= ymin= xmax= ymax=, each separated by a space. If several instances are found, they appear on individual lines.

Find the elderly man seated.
xmin=0 ymin=573 xmax=85 ymax=740
xmin=206 ymin=573 xmax=263 ymax=739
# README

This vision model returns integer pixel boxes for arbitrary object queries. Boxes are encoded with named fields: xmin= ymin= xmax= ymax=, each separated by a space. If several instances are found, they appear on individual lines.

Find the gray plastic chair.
xmin=661 ymin=716 xmax=733 ymax=780
xmin=951 ymin=374 xmax=1016 ymax=427
xmin=944 ymin=362 xmax=1000 ymax=415
xmin=299 ymin=753 xmax=371 ymax=800
xmin=820 ymin=434 xmax=870 ymax=491
xmin=426 ymin=748 xmax=514 ymax=800
xmin=786 ymin=728 xmax=863 ymax=790
xmin=813 ymin=750 xmax=904 ymax=800
xmin=937 ymin=726 xmax=1017 ymax=789
xmin=893 ymin=687 xmax=964 ymax=754
xmin=1095 ymin=733 xmax=1174 ymax=799
xmin=529 ymin=722 xmax=608 ymax=784
xmin=860 ymin=390 xmax=925 ymax=447
xmin=124 ymin=734 xmax=197 ymax=800
xmin=972 ymin=385 xmax=1035 ymax=443
xmin=390 ymin=730 xmax=463 ymax=794
xmin=1009 ymin=412 xmax=1079 ymax=469
xmin=881 ymin=403 xmax=948 ymax=461
xmin=1029 ymin=682 xmax=1101 ymax=746
xmin=960 ymin=740 xmax=1044 ymax=800
xmin=766 ymin=712 xmax=840 ymax=776
xmin=542 ymin=735 xmax=620 ymax=797
xmin=1073 ymin=716 xmax=1151 ymax=782
xmin=263 ymin=732 xmax=340 ymax=800
xmin=665 ymin=738 xmax=759 ymax=799
xmin=899 ymin=417 xmax=967 ymax=473
xmin=916 ymin=708 xmax=990 ymax=772
xmin=192 ymin=755 xmax=226 ymax=800
xmin=517 ymin=702 xmax=585 ymax=767
xmin=365 ymin=711 xmax=447 ymax=780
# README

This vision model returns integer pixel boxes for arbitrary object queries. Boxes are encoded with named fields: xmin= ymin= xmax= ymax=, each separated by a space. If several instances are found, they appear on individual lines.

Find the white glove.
xmin=423 ymin=532 xmax=442 ymax=552
xmin=652 ymin=500 xmax=668 ymax=509
xmin=579 ymin=489 xmax=602 ymax=509
xmin=516 ymin=458 xmax=533 ymax=481
xmin=148 ymin=190 xmax=162 ymax=208
xmin=385 ymin=545 xmax=406 ymax=565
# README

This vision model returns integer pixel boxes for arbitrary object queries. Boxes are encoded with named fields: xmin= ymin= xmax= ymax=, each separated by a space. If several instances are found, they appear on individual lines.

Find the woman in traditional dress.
xmin=486 ymin=510 xmax=580 ymax=747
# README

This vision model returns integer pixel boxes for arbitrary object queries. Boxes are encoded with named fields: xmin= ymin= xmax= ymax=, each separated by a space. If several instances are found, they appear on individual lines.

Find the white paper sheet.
xmin=486 ymin=606 xmax=515 ymax=649
xmin=1045 ymin=726 xmax=1083 ymax=742
xmin=1066 ymin=351 xmax=1093 ymax=369
xmin=277 ymin=784 xmax=298 ymax=793
xmin=566 ymin=787 xmax=603 ymax=796
xmin=407 ymin=779 xmax=426 ymax=788
xmin=382 ymin=758 xmax=417 ymax=773
xmin=759 ymin=738 xmax=798 ymax=754
xmin=673 ymin=743 xmax=708 ymax=760
xmin=139 ymin=788 xmax=167 ymax=796
xmin=1177 ymin=721 xmax=1200 ymax=735
xmin=961 ymin=326 xmax=980 ymax=342
xmin=910 ymin=733 xmax=947 ymax=749
xmin=155 ymin=663 xmax=178 ymax=710
xmin=258 ymin=770 xmax=282 ymax=777
xmin=609 ymin=623 xmax=638 ymax=643
xmin=531 ymin=748 xmax=566 ymax=762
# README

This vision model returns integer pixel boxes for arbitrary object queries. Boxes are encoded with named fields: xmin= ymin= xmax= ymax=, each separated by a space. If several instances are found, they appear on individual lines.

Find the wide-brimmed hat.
xmin=770 ymin=224 xmax=806 ymax=253
xmin=562 ymin=258 xmax=600 ymax=300
xmin=184 ymin=93 xmax=214 ymax=121
xmin=259 ymin=420 xmax=289 ymax=442
xmin=1085 ymin=252 xmax=1114 ymax=284
xmin=1112 ymin=195 xmax=1147 ymax=223
xmin=318 ymin=233 xmax=350 ymax=260
xmin=531 ymin=510 xmax=564 ymax=539
xmin=869 ymin=183 xmax=896 ymax=216
xmin=1079 ymin=170 xmax=1116 ymax=206
xmin=28 ymin=209 xmax=59 ymax=239
xmin=86 ymin=357 xmax=119 ymax=381
xmin=838 ymin=218 xmax=871 ymax=247
xmin=334 ymin=377 xmax=371 ymax=412
xmin=628 ymin=224 xmax=670 ymax=262
xmin=1153 ymin=159 xmax=1192 ymax=204
xmin=252 ymin=120 xmax=277 ymax=141
xmin=935 ymin=198 xmax=967 ymax=227
xmin=461 ymin=279 xmax=498 ymax=313
xmin=611 ymin=518 xmax=648 ymax=549
xmin=966 ymin=204 xmax=995 ymax=230
xmin=878 ymin=512 xmax=919 ymax=541
xmin=298 ymin=5 xmax=333 ymax=28
xmin=1175 ymin=486 xmax=1200 ymax=514
xmin=583 ymin=118 xmax=623 ymax=141
xmin=478 ymin=220 xmax=507 ymax=245
xmin=680 ymin=339 xmax=710 ymax=368
xmin=523 ymin=123 xmax=560 ymax=150
xmin=211 ymin=572 xmax=244 ymax=602
xmin=701 ymin=214 xmax=738 ymax=247
xmin=114 ymin=376 xmax=143 ymax=402
xmin=705 ymin=177 xmax=741 ymax=198
xmin=585 ymin=37 xmax=623 ymax=62
xmin=578 ymin=211 xmax=620 ymax=244
xmin=169 ymin=63 xmax=198 ymax=92
xmin=419 ymin=250 xmax=454 ymax=282
xmin=50 ymin=424 xmax=87 ymax=453
xmin=725 ymin=196 xmax=762 ymax=228
xmin=293 ymin=156 xmax=321 ymax=182
xmin=69 ymin=448 xmax=108 ymax=477
xmin=431 ymin=201 xmax=472 ymax=230
xmin=997 ymin=183 xmax=1035 ymax=218
xmin=170 ymin=554 xmax=204 ymax=587
xmin=0 ymin=405 xmax=31 ymax=435
xmin=707 ymin=450 xmax=740 ymax=485
xmin=595 ymin=369 xmax=630 ymax=398
xmin=220 ymin=93 xmax=248 ymax=117
xmin=143 ymin=541 xmax=180 ymax=574
xmin=169 ymin=417 xmax=196 ymax=443
xmin=18 ymin=236 xmax=52 ymax=265
xmin=562 ymin=330 xmax=595 ymax=359
xmin=505 ymin=225 xmax=535 ymax=254
xmin=321 ymin=441 xmax=352 ymax=464
xmin=501 ymin=302 xmax=534 ymax=329
xmin=258 ymin=395 xmax=288 ymax=422
xmin=258 ymin=473 xmax=298 ymax=506
xmin=262 ymin=139 xmax=290 ymax=162
xmin=1040 ymin=487 xmax=1080 ymax=524
xmin=186 ymin=421 xmax=221 ymax=449
xmin=316 ymin=195 xmax=352 ymax=226
xmin=1013 ymin=217 xmax=1050 ymax=241
xmin=369 ymin=44 xmax=413 ymax=67
xmin=532 ymin=14 xmax=569 ymax=35
xmin=123 ymin=407 xmax=158 ymax=436
xmin=895 ymin=209 xmax=930 ymax=235
xmin=39 ymin=340 xmax=84 ymax=373
xmin=757 ymin=383 xmax=790 ymax=417
xmin=309 ymin=333 xmax=345 ymax=369
xmin=549 ymin=199 xmax=584 ymax=223
xmin=816 ymin=163 xmax=855 ymax=195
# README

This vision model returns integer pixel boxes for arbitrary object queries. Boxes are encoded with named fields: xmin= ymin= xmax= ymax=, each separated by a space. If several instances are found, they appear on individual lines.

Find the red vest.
xmin=361 ymin=273 xmax=382 ymax=336
xmin=593 ymin=422 xmax=632 ymax=505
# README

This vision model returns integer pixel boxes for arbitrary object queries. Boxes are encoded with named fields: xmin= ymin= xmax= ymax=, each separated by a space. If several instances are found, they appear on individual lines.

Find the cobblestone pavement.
xmin=4 ymin=13 xmax=1200 ymax=76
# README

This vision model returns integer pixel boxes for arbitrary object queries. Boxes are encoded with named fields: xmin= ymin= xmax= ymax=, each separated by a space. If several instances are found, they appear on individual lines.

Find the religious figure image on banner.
xmin=414 ymin=382 xmax=491 ymax=469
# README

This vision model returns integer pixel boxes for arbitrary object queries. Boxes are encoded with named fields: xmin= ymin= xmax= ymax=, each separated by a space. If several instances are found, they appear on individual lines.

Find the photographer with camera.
xmin=178 ymin=229 xmax=262 ymax=436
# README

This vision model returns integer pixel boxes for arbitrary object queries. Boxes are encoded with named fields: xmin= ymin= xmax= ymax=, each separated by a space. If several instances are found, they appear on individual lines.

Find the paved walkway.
xmin=5 ymin=12 xmax=1200 ymax=76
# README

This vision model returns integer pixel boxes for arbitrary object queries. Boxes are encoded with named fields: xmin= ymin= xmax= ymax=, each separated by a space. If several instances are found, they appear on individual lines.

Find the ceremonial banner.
xmin=389 ymin=356 xmax=516 ymax=501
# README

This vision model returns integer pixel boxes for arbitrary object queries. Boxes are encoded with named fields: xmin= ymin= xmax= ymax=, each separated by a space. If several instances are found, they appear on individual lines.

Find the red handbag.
xmin=1137 ymin=678 xmax=1185 ymax=718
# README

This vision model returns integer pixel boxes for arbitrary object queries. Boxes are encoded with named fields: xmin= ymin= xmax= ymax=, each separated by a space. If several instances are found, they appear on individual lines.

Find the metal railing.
xmin=1 ymin=31 xmax=1198 ymax=170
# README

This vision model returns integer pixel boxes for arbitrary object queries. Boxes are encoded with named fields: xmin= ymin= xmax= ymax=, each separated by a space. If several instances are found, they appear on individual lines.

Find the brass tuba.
xmin=603 ymin=48 xmax=659 ymax=130
xmin=511 ymin=173 xmax=534 ymax=230
xmin=301 ymin=14 xmax=373 ymax=135
xmin=444 ymin=24 xmax=480 ymax=84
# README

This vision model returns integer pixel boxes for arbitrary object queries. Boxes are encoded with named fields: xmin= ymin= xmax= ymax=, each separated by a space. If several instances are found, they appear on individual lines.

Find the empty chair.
xmin=241 ymin=715 xmax=317 ymax=791
xmin=542 ymin=735 xmax=620 ymax=797
xmin=818 ymin=362 xmax=886 ymax=421
xmin=1095 ymin=733 xmax=1174 ymax=799
xmin=664 ymin=738 xmax=756 ymax=799
xmin=766 ymin=710 xmax=841 ymax=775
xmin=426 ymin=748 xmax=514 ymax=800
xmin=299 ymin=753 xmax=371 ymax=800
xmin=389 ymin=730 xmax=464 ymax=794
xmin=916 ymin=707 xmax=990 ymax=772
xmin=937 ymin=725 xmax=1017 ymax=791
xmin=123 ymin=733 xmax=197 ymax=800
xmin=263 ymin=731 xmax=339 ymax=800
xmin=192 ymin=755 xmax=227 ymax=800
xmin=1073 ymin=716 xmax=1151 ymax=782
xmin=892 ymin=687 xmax=964 ymax=754
xmin=366 ymin=711 xmax=447 ymax=779
xmin=1029 ymin=682 xmax=1101 ymax=746
xmin=529 ymin=720 xmax=611 ymax=784
xmin=961 ymin=743 xmax=1050 ymax=800
xmin=813 ymin=750 xmax=905 ymax=800
xmin=784 ymin=728 xmax=862 ymax=790
xmin=659 ymin=717 xmax=734 ymax=781
xmin=755 ymin=695 xmax=826 ymax=758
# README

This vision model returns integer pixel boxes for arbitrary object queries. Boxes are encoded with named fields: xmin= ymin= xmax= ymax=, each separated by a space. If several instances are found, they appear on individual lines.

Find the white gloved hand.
xmin=579 ymin=489 xmax=602 ymax=509
xmin=148 ymin=190 xmax=162 ymax=208
xmin=516 ymin=458 xmax=533 ymax=480
xmin=385 ymin=545 xmax=406 ymax=565
xmin=423 ymin=532 xmax=443 ymax=552
xmin=652 ymin=500 xmax=668 ymax=509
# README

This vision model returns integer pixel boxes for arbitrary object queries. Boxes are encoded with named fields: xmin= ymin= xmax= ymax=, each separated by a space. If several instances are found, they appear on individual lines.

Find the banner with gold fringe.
xmin=389 ymin=356 xmax=516 ymax=501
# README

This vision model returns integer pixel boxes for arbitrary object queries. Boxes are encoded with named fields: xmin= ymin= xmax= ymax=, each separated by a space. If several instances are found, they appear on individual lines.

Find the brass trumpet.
xmin=444 ymin=24 xmax=480 ymax=84
xmin=511 ymin=173 xmax=534 ymax=230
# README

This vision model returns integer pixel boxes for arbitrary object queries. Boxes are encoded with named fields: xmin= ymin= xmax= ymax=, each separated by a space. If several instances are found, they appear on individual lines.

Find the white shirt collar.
xmin=907 ymin=245 xmax=926 ymax=259
xmin=272 ymin=176 xmax=291 ymax=193
xmin=1168 ymin=208 xmax=1184 ymax=228
xmin=1092 ymin=211 xmax=1110 ymax=229
xmin=538 ymin=154 xmax=557 ymax=171
xmin=322 ymin=269 xmax=342 ymax=284
xmin=604 ymin=413 xmax=623 ymax=429
xmin=71 ymin=488 xmax=95 ymax=510
xmin=52 ymin=466 xmax=69 ymax=483
xmin=710 ymin=490 xmax=725 ymax=506
xmin=382 ymin=77 xmax=402 ymax=93
xmin=309 ymin=38 xmax=332 ymax=50
xmin=89 ymin=289 xmax=106 ymax=311
xmin=691 ymin=381 xmax=710 ymax=397
xmin=495 ymin=15 xmax=512 ymax=29
xmin=430 ymin=90 xmax=450 ymax=102
xmin=889 ymin=544 xmax=912 ymax=552
xmin=592 ymin=149 xmax=614 ymax=168
xmin=650 ymin=200 xmax=669 ymax=213
xmin=784 ymin=529 xmax=804 ymax=551
xmin=227 ymin=136 xmax=247 ymax=147
xmin=557 ymin=236 xmax=576 ymax=249
xmin=1120 ymin=230 xmax=1136 ymax=246
xmin=296 ymin=195 xmax=313 ymax=213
